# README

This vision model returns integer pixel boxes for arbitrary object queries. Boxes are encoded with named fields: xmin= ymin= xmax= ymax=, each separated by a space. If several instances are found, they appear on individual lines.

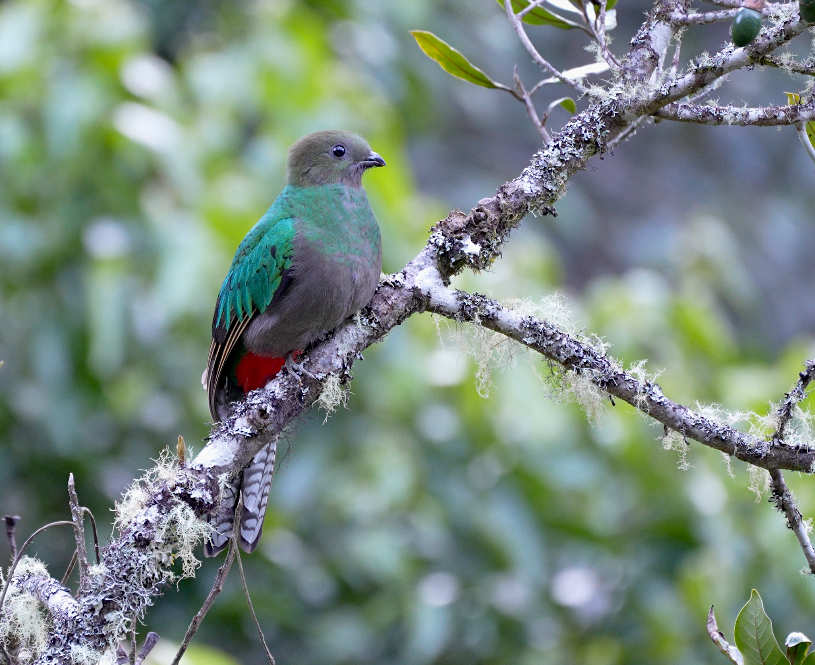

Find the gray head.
xmin=285 ymin=130 xmax=386 ymax=188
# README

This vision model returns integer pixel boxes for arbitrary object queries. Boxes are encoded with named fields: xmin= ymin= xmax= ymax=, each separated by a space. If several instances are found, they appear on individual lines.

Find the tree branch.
xmin=770 ymin=470 xmax=815 ymax=575
xmin=655 ymin=101 xmax=815 ymax=125
xmin=757 ymin=54 xmax=815 ymax=76
xmin=416 ymin=269 xmax=815 ymax=472
xmin=670 ymin=8 xmax=739 ymax=25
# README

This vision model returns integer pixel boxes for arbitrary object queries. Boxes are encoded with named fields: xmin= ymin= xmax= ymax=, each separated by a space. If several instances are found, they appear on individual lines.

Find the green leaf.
xmin=786 ymin=633 xmax=812 ymax=665
xmin=803 ymin=653 xmax=815 ymax=665
xmin=549 ymin=96 xmax=577 ymax=114
xmin=410 ymin=31 xmax=502 ymax=88
xmin=495 ymin=0 xmax=582 ymax=29
xmin=785 ymin=93 xmax=815 ymax=149
xmin=734 ymin=590 xmax=787 ymax=665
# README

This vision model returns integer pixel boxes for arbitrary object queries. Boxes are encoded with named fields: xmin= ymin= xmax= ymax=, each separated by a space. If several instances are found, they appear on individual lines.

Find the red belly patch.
xmin=234 ymin=350 xmax=302 ymax=393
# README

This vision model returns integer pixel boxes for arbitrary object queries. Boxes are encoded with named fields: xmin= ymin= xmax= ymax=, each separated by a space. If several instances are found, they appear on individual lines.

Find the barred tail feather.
xmin=204 ymin=473 xmax=241 ymax=557
xmin=239 ymin=439 xmax=277 ymax=553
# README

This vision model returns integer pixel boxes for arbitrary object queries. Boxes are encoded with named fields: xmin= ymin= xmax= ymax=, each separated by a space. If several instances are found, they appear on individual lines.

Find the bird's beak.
xmin=361 ymin=152 xmax=386 ymax=168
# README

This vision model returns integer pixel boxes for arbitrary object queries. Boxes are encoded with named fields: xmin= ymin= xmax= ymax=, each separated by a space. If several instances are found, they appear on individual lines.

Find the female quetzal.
xmin=203 ymin=130 xmax=385 ymax=555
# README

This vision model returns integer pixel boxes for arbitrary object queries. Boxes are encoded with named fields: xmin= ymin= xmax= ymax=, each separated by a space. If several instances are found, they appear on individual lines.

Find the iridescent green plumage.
xmin=214 ymin=210 xmax=294 ymax=333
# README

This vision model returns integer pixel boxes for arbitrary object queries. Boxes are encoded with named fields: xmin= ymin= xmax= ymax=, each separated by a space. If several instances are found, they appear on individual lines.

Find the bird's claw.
xmin=284 ymin=352 xmax=317 ymax=384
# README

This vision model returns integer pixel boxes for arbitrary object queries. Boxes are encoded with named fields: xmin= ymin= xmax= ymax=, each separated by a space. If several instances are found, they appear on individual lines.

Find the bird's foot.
xmin=284 ymin=351 xmax=317 ymax=384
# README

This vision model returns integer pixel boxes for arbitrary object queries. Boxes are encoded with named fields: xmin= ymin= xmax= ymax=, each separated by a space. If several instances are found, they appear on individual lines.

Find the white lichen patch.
xmin=721 ymin=452 xmax=735 ymax=480
xmin=560 ymin=370 xmax=607 ymax=425
xmin=70 ymin=644 xmax=103 ymax=665
xmin=0 ymin=557 xmax=50 ymax=663
xmin=445 ymin=312 xmax=520 ymax=398
xmin=627 ymin=359 xmax=663 ymax=410
xmin=461 ymin=236 xmax=481 ymax=256
xmin=114 ymin=448 xmax=179 ymax=532
xmin=662 ymin=429 xmax=691 ymax=470
xmin=696 ymin=400 xmax=815 ymax=454
xmin=157 ymin=503 xmax=211 ymax=582
xmin=748 ymin=466 xmax=771 ymax=501
xmin=442 ymin=293 xmax=613 ymax=425
xmin=317 ymin=374 xmax=348 ymax=421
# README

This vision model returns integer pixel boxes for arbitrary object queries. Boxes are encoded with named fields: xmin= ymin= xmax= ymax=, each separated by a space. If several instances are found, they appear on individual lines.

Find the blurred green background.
xmin=3 ymin=0 xmax=815 ymax=663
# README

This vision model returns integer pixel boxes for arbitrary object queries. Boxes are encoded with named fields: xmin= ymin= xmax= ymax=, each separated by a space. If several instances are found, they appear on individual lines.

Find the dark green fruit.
xmin=731 ymin=7 xmax=762 ymax=47
xmin=800 ymin=0 xmax=815 ymax=23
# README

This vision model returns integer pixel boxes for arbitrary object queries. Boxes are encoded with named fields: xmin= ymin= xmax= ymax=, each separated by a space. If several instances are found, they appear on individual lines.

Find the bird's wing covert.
xmin=206 ymin=216 xmax=295 ymax=419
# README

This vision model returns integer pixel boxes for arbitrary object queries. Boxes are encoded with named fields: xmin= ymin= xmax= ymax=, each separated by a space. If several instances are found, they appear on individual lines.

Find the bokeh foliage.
xmin=2 ymin=0 xmax=815 ymax=664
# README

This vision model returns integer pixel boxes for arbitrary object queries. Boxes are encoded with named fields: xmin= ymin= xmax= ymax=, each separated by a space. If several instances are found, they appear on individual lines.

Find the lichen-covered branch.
xmin=670 ymin=8 xmax=739 ymax=24
xmin=757 ymin=54 xmax=815 ymax=76
xmin=655 ymin=102 xmax=815 ymax=125
xmin=416 ymin=267 xmax=815 ymax=472
xmin=769 ymin=470 xmax=815 ymax=575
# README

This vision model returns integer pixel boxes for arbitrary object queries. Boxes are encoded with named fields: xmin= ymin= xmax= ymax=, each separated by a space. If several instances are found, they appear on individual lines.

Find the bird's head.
xmin=285 ymin=130 xmax=386 ymax=188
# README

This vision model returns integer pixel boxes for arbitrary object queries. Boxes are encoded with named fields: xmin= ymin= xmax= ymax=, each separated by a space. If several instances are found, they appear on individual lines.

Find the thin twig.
xmin=82 ymin=507 xmax=100 ymax=565
xmin=60 ymin=550 xmax=78 ymax=587
xmin=669 ymin=36 xmax=681 ymax=79
xmin=773 ymin=360 xmax=815 ymax=442
xmin=514 ymin=65 xmax=551 ymax=142
xmin=606 ymin=116 xmax=651 ymax=149
xmin=136 ymin=633 xmax=160 ymax=665
xmin=707 ymin=606 xmax=743 ymax=664
xmin=0 ymin=521 xmax=74 ymax=618
xmin=584 ymin=0 xmax=621 ymax=68
xmin=769 ymin=469 xmax=815 ymax=575
xmin=129 ymin=621 xmax=137 ymax=665
xmin=67 ymin=474 xmax=89 ymax=590
xmin=763 ymin=362 xmax=815 ymax=575
xmin=4 ymin=516 xmax=20 ymax=563
xmin=517 ymin=0 xmax=548 ymax=19
xmin=170 ymin=541 xmax=238 ymax=665
xmin=505 ymin=0 xmax=589 ymax=93
xmin=236 ymin=549 xmax=276 ymax=665
xmin=528 ymin=78 xmax=557 ymax=95
xmin=171 ymin=497 xmax=243 ymax=665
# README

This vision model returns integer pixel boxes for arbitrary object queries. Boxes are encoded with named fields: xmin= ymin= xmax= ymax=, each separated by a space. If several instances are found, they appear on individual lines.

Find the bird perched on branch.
xmin=203 ymin=130 xmax=385 ymax=556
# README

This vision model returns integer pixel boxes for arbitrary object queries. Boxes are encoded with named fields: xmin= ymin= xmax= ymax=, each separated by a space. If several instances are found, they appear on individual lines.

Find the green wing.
xmin=206 ymin=205 xmax=296 ymax=419
xmin=213 ymin=216 xmax=295 ymax=337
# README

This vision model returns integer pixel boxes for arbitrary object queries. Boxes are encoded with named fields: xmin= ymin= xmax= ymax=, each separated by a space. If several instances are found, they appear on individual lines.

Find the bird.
xmin=202 ymin=130 xmax=385 ymax=556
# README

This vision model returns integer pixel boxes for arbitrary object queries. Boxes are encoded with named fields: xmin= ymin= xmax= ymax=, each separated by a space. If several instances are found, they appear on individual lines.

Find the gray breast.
xmin=242 ymin=232 xmax=382 ymax=357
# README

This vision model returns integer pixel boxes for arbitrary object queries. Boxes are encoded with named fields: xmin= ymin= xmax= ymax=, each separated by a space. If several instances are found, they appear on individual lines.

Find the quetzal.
xmin=203 ymin=130 xmax=385 ymax=556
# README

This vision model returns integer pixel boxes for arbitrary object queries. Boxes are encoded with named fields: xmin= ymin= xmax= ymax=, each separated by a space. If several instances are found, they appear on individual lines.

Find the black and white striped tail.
xmin=238 ymin=440 xmax=276 ymax=552
xmin=204 ymin=473 xmax=240 ymax=557
xmin=203 ymin=439 xmax=277 ymax=557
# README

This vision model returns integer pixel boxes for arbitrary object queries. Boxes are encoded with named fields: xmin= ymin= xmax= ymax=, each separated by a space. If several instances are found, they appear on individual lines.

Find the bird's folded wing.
xmin=205 ymin=216 xmax=295 ymax=420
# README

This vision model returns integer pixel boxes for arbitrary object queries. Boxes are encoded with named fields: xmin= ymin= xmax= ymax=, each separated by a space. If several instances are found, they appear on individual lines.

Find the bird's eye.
xmin=332 ymin=145 xmax=346 ymax=158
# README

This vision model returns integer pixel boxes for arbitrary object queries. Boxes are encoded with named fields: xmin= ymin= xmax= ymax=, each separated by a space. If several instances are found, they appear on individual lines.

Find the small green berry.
xmin=731 ymin=7 xmax=762 ymax=47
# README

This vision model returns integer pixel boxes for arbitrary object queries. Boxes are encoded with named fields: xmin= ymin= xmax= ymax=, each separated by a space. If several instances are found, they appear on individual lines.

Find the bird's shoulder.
xmin=214 ymin=190 xmax=298 ymax=329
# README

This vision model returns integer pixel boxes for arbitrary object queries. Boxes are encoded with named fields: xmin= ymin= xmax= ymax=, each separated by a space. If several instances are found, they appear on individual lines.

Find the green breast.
xmin=285 ymin=184 xmax=381 ymax=267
